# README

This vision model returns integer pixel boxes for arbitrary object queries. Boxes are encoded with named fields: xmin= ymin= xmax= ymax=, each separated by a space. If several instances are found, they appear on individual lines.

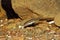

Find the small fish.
xmin=18 ymin=18 xmax=40 ymax=29
xmin=23 ymin=18 xmax=40 ymax=27
xmin=19 ymin=18 xmax=40 ymax=29
xmin=19 ymin=17 xmax=53 ymax=29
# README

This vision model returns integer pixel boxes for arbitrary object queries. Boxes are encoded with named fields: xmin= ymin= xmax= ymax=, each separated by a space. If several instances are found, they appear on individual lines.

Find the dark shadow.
xmin=1 ymin=0 xmax=22 ymax=19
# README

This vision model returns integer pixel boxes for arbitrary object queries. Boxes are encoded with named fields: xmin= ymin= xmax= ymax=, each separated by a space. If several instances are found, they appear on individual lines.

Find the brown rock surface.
xmin=54 ymin=13 xmax=60 ymax=26
xmin=12 ymin=0 xmax=60 ymax=19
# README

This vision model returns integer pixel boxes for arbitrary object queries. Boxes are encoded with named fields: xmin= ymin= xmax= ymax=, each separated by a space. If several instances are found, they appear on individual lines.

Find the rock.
xmin=54 ymin=13 xmax=60 ymax=26
xmin=12 ymin=0 xmax=60 ymax=19
xmin=12 ymin=0 xmax=39 ymax=20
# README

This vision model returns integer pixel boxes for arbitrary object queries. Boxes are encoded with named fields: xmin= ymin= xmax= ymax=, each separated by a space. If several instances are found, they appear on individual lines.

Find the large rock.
xmin=54 ymin=13 xmax=60 ymax=26
xmin=12 ymin=0 xmax=60 ymax=19
xmin=12 ymin=0 xmax=39 ymax=20
xmin=54 ymin=0 xmax=60 ymax=26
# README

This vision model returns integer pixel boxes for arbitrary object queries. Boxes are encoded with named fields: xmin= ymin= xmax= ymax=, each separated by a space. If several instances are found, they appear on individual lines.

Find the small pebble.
xmin=0 ymin=20 xmax=3 ymax=23
xmin=18 ymin=25 xmax=24 ymax=29
xmin=5 ymin=19 xmax=8 ymax=21
xmin=0 ymin=24 xmax=4 ymax=27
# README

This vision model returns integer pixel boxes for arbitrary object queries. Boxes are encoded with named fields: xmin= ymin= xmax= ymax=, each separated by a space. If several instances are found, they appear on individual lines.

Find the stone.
xmin=54 ymin=13 xmax=60 ymax=26
xmin=12 ymin=0 xmax=60 ymax=19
